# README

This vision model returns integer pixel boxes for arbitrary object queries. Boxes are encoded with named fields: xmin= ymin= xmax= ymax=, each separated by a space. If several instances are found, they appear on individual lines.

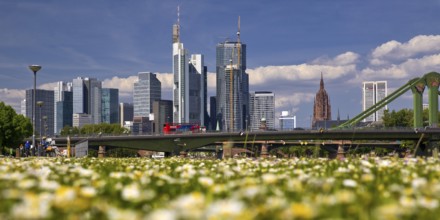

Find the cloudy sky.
xmin=1 ymin=0 xmax=440 ymax=127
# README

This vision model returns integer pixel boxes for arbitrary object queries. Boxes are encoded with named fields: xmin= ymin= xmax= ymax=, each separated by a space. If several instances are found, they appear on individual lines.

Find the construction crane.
xmin=229 ymin=16 xmax=241 ymax=132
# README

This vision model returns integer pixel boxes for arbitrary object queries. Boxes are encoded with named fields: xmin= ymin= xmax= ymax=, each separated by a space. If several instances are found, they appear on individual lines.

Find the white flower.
xmin=81 ymin=186 xmax=97 ymax=198
xmin=411 ymin=178 xmax=427 ymax=189
xmin=343 ymin=179 xmax=357 ymax=188
xmin=198 ymin=176 xmax=214 ymax=187
xmin=147 ymin=209 xmax=177 ymax=220
xmin=418 ymin=197 xmax=439 ymax=210
xmin=205 ymin=199 xmax=244 ymax=219
xmin=262 ymin=173 xmax=277 ymax=184
xmin=121 ymin=184 xmax=140 ymax=201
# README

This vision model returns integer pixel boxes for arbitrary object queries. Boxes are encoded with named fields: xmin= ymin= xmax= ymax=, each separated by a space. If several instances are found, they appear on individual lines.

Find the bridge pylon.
xmin=425 ymin=72 xmax=440 ymax=127
xmin=410 ymin=78 xmax=425 ymax=128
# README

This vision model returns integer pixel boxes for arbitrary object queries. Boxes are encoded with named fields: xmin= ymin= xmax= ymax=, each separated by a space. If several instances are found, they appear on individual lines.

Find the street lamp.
xmin=37 ymin=101 xmax=43 ymax=157
xmin=29 ymin=65 xmax=41 ymax=157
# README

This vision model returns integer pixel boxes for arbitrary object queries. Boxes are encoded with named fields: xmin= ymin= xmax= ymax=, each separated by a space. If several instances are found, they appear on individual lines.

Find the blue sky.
xmin=1 ymin=0 xmax=440 ymax=127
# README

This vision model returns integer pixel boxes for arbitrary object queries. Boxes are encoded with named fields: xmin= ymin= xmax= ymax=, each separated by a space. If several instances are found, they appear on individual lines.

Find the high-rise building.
xmin=313 ymin=73 xmax=331 ymax=127
xmin=363 ymin=81 xmax=388 ymax=122
xmin=249 ymin=91 xmax=275 ymax=131
xmin=119 ymin=103 xmax=134 ymax=127
xmin=54 ymin=81 xmax=72 ymax=134
xmin=172 ymin=9 xmax=206 ymax=125
xmin=279 ymin=111 xmax=296 ymax=131
xmin=216 ymin=21 xmax=249 ymax=131
xmin=152 ymin=100 xmax=173 ymax=134
xmin=210 ymin=96 xmax=217 ymax=130
xmin=21 ymin=99 xmax=26 ymax=116
xmin=25 ymin=89 xmax=55 ymax=136
xmin=101 ymin=88 xmax=119 ymax=124
xmin=133 ymin=72 xmax=161 ymax=117
xmin=72 ymin=77 xmax=102 ymax=124
xmin=55 ymin=91 xmax=73 ymax=134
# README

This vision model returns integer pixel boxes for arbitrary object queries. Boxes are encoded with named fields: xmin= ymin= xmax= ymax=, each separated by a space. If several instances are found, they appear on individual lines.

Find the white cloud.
xmin=248 ymin=64 xmax=356 ymax=85
xmin=275 ymin=93 xmax=315 ymax=111
xmin=355 ymin=54 xmax=440 ymax=83
xmin=312 ymin=51 xmax=360 ymax=66
xmin=370 ymin=35 xmax=440 ymax=65
xmin=0 ymin=88 xmax=25 ymax=112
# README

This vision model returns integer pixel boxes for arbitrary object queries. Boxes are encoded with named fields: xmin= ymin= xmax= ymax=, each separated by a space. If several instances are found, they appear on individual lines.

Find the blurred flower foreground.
xmin=1 ymin=157 xmax=440 ymax=219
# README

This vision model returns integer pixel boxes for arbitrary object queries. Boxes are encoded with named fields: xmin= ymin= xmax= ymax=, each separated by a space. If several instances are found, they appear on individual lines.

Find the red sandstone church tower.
xmin=312 ymin=73 xmax=331 ymax=127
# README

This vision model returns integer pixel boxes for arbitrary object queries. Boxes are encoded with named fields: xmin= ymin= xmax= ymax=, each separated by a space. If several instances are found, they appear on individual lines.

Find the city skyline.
xmin=1 ymin=1 xmax=440 ymax=128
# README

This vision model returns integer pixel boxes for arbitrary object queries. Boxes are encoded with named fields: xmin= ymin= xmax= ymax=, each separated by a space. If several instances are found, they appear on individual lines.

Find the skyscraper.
xmin=363 ymin=81 xmax=388 ymax=122
xmin=25 ymin=89 xmax=55 ymax=136
xmin=133 ymin=72 xmax=161 ymax=117
xmin=54 ymin=81 xmax=72 ymax=134
xmin=216 ymin=18 xmax=249 ymax=131
xmin=55 ymin=91 xmax=73 ymax=134
xmin=101 ymin=88 xmax=119 ymax=124
xmin=249 ymin=91 xmax=275 ymax=131
xmin=313 ymin=73 xmax=331 ymax=127
xmin=172 ymin=7 xmax=206 ymax=125
xmin=119 ymin=102 xmax=134 ymax=127
xmin=72 ymin=77 xmax=102 ymax=124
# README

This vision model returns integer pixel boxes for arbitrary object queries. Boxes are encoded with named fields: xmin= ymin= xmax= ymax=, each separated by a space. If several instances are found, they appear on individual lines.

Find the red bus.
xmin=163 ymin=123 xmax=201 ymax=134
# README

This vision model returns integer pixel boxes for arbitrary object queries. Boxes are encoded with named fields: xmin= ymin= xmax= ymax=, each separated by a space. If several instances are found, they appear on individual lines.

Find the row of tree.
xmin=59 ymin=123 xmax=129 ymax=136
xmin=0 ymin=102 xmax=32 ymax=155
xmin=382 ymin=108 xmax=440 ymax=127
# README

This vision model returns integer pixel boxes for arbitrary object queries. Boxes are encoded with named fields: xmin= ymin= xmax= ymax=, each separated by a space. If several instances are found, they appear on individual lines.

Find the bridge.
xmin=41 ymin=72 xmax=440 ymax=158
xmin=52 ymin=128 xmax=440 ymax=157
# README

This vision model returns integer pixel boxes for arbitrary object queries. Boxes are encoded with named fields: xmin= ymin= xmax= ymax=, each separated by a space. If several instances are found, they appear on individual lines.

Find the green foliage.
xmin=382 ymin=108 xmax=440 ymax=128
xmin=60 ymin=123 xmax=129 ymax=136
xmin=0 ymin=102 xmax=32 ymax=153
xmin=106 ymin=148 xmax=139 ymax=158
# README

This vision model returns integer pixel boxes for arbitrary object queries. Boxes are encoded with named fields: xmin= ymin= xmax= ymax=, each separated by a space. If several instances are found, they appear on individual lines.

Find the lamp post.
xmin=29 ymin=65 xmax=41 ymax=156
xmin=37 ymin=101 xmax=43 ymax=157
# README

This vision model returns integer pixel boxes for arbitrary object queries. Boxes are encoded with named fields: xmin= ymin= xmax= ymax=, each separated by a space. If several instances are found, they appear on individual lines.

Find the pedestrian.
xmin=24 ymin=141 xmax=30 ymax=157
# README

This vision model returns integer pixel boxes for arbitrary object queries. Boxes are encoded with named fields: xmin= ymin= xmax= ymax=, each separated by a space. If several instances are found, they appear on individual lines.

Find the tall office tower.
xmin=279 ymin=111 xmax=296 ymax=131
xmin=152 ymin=100 xmax=173 ymax=134
xmin=55 ymin=91 xmax=73 ymax=134
xmin=172 ymin=8 xmax=207 ymax=125
xmin=54 ymin=81 xmax=72 ymax=134
xmin=72 ymin=77 xmax=102 ymax=124
xmin=210 ymin=96 xmax=217 ymax=130
xmin=119 ymin=103 xmax=134 ymax=127
xmin=101 ymin=88 xmax=119 ymax=124
xmin=133 ymin=72 xmax=161 ymax=117
xmin=363 ymin=81 xmax=388 ymax=122
xmin=25 ymin=89 xmax=55 ymax=136
xmin=21 ymin=99 xmax=26 ymax=116
xmin=313 ymin=73 xmax=331 ymax=127
xmin=249 ymin=91 xmax=275 ymax=131
xmin=216 ymin=18 xmax=249 ymax=131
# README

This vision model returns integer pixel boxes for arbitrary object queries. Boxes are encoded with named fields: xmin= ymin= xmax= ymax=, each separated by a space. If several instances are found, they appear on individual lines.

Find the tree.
xmin=382 ymin=108 xmax=440 ymax=128
xmin=0 ymin=102 xmax=32 ymax=154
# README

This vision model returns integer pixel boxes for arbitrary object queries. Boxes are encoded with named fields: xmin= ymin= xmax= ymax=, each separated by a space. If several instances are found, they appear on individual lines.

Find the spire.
xmin=320 ymin=72 xmax=324 ymax=90
xmin=172 ymin=6 xmax=180 ymax=43
xmin=237 ymin=16 xmax=241 ymax=43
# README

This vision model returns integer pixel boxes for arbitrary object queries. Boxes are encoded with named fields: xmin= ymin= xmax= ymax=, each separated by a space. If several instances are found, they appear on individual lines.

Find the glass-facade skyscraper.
xmin=54 ymin=81 xmax=72 ymax=134
xmin=56 ymin=91 xmax=73 ymax=134
xmin=216 ymin=41 xmax=249 ymax=131
xmin=363 ymin=81 xmax=388 ymax=122
xmin=249 ymin=91 xmax=275 ymax=131
xmin=101 ymin=88 xmax=119 ymax=124
xmin=172 ymin=11 xmax=206 ymax=125
xmin=133 ymin=72 xmax=161 ymax=117
xmin=72 ymin=77 xmax=102 ymax=124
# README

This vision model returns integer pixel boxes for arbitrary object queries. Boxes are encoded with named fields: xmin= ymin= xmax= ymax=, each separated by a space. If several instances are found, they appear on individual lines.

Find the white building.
xmin=249 ymin=91 xmax=275 ymax=131
xmin=363 ymin=81 xmax=387 ymax=122
xmin=279 ymin=111 xmax=296 ymax=130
